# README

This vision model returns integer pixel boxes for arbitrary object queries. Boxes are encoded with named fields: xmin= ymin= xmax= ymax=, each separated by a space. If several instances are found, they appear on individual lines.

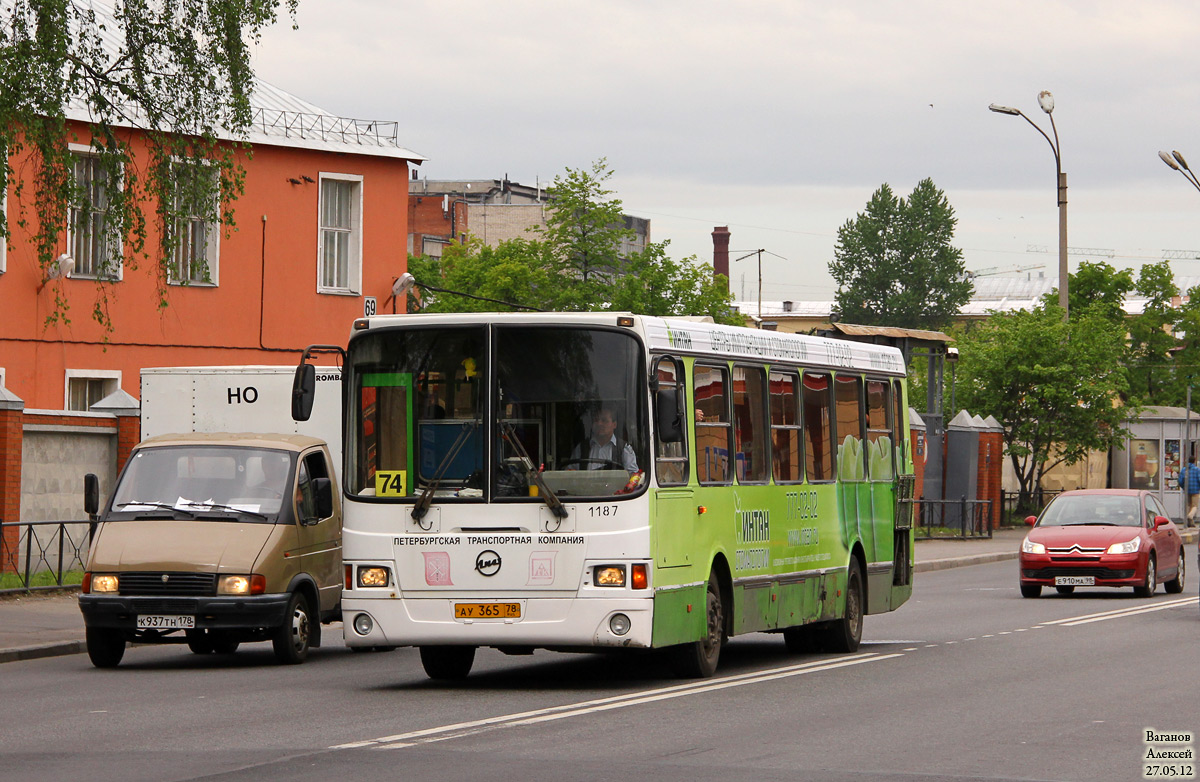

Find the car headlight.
xmin=1021 ymin=538 xmax=1045 ymax=555
xmin=218 ymin=574 xmax=266 ymax=595
xmin=1106 ymin=538 xmax=1141 ymax=555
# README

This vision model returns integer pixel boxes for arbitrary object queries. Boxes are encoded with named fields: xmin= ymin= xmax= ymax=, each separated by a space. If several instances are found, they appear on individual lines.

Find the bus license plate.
xmin=1054 ymin=576 xmax=1095 ymax=586
xmin=454 ymin=603 xmax=521 ymax=619
xmin=136 ymin=614 xmax=195 ymax=629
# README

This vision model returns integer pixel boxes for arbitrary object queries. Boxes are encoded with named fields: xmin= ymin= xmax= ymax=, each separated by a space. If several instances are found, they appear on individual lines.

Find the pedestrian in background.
xmin=1184 ymin=455 xmax=1200 ymax=527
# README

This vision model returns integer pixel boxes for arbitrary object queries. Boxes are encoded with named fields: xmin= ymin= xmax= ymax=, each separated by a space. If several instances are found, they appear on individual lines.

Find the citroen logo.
xmin=475 ymin=550 xmax=501 ymax=577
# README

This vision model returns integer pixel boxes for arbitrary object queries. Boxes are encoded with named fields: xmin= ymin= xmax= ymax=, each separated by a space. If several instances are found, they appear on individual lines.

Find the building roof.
xmin=46 ymin=0 xmax=424 ymax=163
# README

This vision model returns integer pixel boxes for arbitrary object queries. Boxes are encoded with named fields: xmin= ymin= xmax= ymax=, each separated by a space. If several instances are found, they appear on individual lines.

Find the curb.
xmin=0 ymin=640 xmax=87 ymax=664
xmin=915 ymin=551 xmax=1019 ymax=573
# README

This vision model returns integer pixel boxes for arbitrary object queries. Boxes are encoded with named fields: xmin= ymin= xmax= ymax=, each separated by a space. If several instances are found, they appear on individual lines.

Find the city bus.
xmin=291 ymin=312 xmax=915 ymax=679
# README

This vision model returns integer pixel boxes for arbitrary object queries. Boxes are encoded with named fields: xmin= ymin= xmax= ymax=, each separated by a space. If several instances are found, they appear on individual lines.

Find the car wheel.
xmin=1134 ymin=555 xmax=1157 ymax=598
xmin=86 ymin=627 xmax=126 ymax=668
xmin=210 ymin=632 xmax=240 ymax=655
xmin=1165 ymin=550 xmax=1185 ymax=594
xmin=419 ymin=646 xmax=476 ymax=679
xmin=670 ymin=572 xmax=725 ymax=678
xmin=272 ymin=591 xmax=312 ymax=665
xmin=1020 ymin=583 xmax=1041 ymax=598
xmin=821 ymin=559 xmax=864 ymax=653
xmin=1055 ymin=585 xmax=1075 ymax=595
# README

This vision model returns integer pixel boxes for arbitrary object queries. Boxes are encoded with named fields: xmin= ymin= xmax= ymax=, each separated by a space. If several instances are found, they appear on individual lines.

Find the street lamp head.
xmin=1173 ymin=150 xmax=1191 ymax=171
xmin=988 ymin=103 xmax=1021 ymax=116
xmin=392 ymin=272 xmax=416 ymax=298
xmin=1037 ymin=90 xmax=1055 ymax=114
xmin=1160 ymin=150 xmax=1182 ymax=171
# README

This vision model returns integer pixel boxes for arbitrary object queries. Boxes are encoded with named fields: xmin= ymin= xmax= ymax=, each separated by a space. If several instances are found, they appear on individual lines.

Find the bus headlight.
xmin=609 ymin=614 xmax=631 ymax=636
xmin=357 ymin=567 xmax=390 ymax=588
xmin=595 ymin=565 xmax=626 ymax=587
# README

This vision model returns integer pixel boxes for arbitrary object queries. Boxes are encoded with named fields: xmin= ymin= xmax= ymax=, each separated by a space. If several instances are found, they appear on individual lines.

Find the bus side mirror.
xmin=292 ymin=364 xmax=316 ymax=422
xmin=656 ymin=388 xmax=683 ymax=443
xmin=84 ymin=473 xmax=100 ymax=516
xmin=312 ymin=477 xmax=334 ymax=522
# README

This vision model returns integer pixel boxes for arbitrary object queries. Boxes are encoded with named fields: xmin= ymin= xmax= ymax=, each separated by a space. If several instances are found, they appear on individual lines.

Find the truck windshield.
xmin=110 ymin=446 xmax=294 ymax=521
xmin=345 ymin=324 xmax=647 ymax=500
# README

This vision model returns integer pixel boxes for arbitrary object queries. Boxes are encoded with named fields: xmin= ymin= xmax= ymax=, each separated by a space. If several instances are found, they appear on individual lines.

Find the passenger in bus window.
xmin=566 ymin=407 xmax=638 ymax=473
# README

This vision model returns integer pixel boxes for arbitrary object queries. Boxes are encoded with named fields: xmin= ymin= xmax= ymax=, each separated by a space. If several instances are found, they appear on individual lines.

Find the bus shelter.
xmin=1110 ymin=406 xmax=1200 ymax=522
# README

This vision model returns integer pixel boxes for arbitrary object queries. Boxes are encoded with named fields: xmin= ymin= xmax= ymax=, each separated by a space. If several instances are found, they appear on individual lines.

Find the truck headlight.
xmin=90 ymin=573 xmax=119 ymax=593
xmin=218 ymin=574 xmax=266 ymax=595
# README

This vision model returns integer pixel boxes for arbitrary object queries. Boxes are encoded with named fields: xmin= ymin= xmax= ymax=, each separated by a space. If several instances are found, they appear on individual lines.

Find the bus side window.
xmin=733 ymin=365 xmax=768 ymax=483
xmin=770 ymin=370 xmax=803 ymax=483
xmin=802 ymin=372 xmax=833 ymax=482
xmin=695 ymin=365 xmax=732 ymax=484
xmin=865 ymin=379 xmax=893 ymax=481
xmin=834 ymin=374 xmax=864 ymax=481
xmin=653 ymin=357 xmax=689 ymax=486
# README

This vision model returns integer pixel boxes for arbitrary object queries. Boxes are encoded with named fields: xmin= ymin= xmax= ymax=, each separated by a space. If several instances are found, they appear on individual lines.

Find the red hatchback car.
xmin=1019 ymin=489 xmax=1185 ymax=598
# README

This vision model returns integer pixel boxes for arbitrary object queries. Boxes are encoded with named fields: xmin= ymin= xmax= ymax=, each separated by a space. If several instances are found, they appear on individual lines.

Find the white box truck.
xmin=78 ymin=365 xmax=346 ymax=668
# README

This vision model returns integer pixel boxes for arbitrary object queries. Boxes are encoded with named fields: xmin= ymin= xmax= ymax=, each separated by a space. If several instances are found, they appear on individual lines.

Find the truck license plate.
xmin=1054 ymin=576 xmax=1095 ymax=586
xmin=136 ymin=614 xmax=195 ymax=629
xmin=454 ymin=603 xmax=521 ymax=619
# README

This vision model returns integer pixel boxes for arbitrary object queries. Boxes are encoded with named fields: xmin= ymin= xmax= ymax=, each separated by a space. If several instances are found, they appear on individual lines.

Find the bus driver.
xmin=567 ymin=406 xmax=638 ymax=474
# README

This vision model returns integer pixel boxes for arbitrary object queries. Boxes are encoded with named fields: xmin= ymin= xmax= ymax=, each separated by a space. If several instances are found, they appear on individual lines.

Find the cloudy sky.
xmin=252 ymin=1 xmax=1200 ymax=303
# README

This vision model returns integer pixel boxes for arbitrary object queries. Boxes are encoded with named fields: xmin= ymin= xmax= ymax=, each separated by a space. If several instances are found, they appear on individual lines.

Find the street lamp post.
xmin=989 ymin=91 xmax=1068 ymax=319
xmin=1158 ymin=150 xmax=1200 ymax=195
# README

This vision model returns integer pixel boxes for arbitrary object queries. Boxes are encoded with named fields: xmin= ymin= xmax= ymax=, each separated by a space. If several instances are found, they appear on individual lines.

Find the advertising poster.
xmin=1129 ymin=439 xmax=1160 ymax=491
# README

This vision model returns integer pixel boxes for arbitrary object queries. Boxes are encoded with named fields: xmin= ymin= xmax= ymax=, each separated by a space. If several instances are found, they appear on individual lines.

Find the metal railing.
xmin=910 ymin=498 xmax=995 ymax=539
xmin=1001 ymin=489 xmax=1064 ymax=524
xmin=0 ymin=520 xmax=92 ymax=596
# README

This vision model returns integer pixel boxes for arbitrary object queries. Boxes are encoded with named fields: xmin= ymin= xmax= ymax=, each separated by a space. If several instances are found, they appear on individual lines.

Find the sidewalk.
xmin=0 ymin=526 xmax=1191 ymax=664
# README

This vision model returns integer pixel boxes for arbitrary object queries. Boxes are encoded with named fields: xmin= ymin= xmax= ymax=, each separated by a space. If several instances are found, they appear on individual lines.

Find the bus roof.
xmin=354 ymin=312 xmax=906 ymax=376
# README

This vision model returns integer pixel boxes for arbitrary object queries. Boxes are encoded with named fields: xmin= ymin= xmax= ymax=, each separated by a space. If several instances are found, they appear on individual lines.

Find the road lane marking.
xmin=1037 ymin=597 xmax=1193 ymax=627
xmin=330 ymin=652 xmax=902 ymax=751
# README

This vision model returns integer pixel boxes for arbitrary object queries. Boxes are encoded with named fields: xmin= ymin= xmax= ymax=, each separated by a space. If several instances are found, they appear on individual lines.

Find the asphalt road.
xmin=2 ymin=560 xmax=1197 ymax=782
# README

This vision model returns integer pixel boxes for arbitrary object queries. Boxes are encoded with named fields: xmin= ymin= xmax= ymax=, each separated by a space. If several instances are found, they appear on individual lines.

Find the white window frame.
xmin=317 ymin=172 xmax=363 ymax=295
xmin=167 ymin=158 xmax=220 ymax=287
xmin=0 ymin=367 xmax=6 ymax=389
xmin=64 ymin=369 xmax=122 ymax=411
xmin=67 ymin=143 xmax=124 ymax=281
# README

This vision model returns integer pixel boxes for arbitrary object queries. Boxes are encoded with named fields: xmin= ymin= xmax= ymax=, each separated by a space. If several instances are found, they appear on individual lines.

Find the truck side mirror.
xmin=655 ymin=388 xmax=683 ymax=443
xmin=292 ymin=364 xmax=316 ymax=422
xmin=312 ymin=477 xmax=333 ymax=522
xmin=84 ymin=473 xmax=100 ymax=517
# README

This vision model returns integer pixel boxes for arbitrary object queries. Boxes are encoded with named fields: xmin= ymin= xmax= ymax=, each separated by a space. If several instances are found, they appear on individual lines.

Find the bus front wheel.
xmin=420 ymin=645 xmax=476 ymax=680
xmin=670 ymin=573 xmax=724 ymax=678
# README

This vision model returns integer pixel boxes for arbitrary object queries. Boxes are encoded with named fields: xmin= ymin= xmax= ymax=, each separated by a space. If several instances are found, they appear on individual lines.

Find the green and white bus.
xmin=292 ymin=312 xmax=915 ymax=679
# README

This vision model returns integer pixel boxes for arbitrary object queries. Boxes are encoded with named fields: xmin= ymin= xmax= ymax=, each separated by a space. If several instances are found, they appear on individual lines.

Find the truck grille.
xmin=119 ymin=572 xmax=216 ymax=596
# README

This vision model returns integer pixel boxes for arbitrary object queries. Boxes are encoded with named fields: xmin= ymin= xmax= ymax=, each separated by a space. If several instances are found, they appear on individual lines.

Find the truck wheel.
xmin=186 ymin=629 xmax=215 ymax=655
xmin=211 ymin=632 xmax=241 ymax=655
xmin=86 ymin=627 xmax=125 ymax=668
xmin=669 ymin=572 xmax=724 ymax=678
xmin=272 ymin=592 xmax=312 ymax=665
xmin=420 ymin=646 xmax=475 ymax=679
xmin=821 ymin=559 xmax=863 ymax=653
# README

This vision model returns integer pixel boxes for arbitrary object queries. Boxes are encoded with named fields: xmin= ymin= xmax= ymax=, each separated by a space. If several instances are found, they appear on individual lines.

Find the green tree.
xmin=1050 ymin=260 xmax=1134 ymax=324
xmin=1126 ymin=261 xmax=1180 ymax=403
xmin=830 ymin=178 xmax=972 ymax=330
xmin=954 ymin=304 xmax=1134 ymax=510
xmin=1 ymin=0 xmax=295 ymax=333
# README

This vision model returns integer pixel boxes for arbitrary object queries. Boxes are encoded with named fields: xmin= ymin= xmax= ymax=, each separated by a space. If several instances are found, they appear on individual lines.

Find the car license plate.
xmin=454 ymin=603 xmax=521 ymax=619
xmin=136 ymin=614 xmax=195 ymax=629
xmin=1054 ymin=576 xmax=1095 ymax=586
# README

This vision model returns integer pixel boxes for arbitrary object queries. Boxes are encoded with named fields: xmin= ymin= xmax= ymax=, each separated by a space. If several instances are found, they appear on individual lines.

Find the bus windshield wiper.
xmin=500 ymin=421 xmax=568 ymax=521
xmin=412 ymin=420 xmax=478 ymax=524
xmin=119 ymin=501 xmax=196 ymax=519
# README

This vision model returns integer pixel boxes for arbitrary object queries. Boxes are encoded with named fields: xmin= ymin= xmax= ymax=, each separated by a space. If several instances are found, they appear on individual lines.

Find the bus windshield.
xmin=346 ymin=324 xmax=648 ymax=500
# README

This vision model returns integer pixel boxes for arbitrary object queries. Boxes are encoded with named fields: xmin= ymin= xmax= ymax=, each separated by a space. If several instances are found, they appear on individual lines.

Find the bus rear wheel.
xmin=821 ymin=559 xmax=863 ymax=653
xmin=670 ymin=572 xmax=724 ymax=678
xmin=420 ymin=645 xmax=476 ymax=680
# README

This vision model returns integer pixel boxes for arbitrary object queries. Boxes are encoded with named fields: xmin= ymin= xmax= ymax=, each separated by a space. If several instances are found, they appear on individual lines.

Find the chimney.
xmin=712 ymin=226 xmax=731 ymax=291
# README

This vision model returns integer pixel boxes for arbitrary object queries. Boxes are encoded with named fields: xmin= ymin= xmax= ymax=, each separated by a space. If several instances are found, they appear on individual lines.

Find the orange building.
xmin=1 ymin=80 xmax=423 ymax=411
